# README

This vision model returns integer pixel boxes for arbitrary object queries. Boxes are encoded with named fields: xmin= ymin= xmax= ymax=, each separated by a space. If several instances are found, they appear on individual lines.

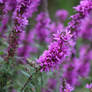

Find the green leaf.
xmin=0 ymin=51 xmax=4 ymax=55
xmin=21 ymin=71 xmax=30 ymax=77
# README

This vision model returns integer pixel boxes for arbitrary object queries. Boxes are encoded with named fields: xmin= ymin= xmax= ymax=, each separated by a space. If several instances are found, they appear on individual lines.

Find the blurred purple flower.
xmin=55 ymin=9 xmax=68 ymax=22
xmin=34 ymin=12 xmax=51 ymax=43
xmin=86 ymin=83 xmax=92 ymax=89
xmin=18 ymin=31 xmax=37 ymax=58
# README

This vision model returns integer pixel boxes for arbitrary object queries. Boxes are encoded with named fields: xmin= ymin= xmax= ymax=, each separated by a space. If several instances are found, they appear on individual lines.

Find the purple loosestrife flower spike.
xmin=13 ymin=0 xmax=40 ymax=32
xmin=67 ymin=0 xmax=92 ymax=39
xmin=7 ymin=0 xmax=40 ymax=58
xmin=37 ymin=29 xmax=72 ymax=71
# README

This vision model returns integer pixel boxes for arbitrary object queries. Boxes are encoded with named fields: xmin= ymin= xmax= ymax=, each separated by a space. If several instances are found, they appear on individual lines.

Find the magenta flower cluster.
xmin=37 ymin=30 xmax=72 ymax=71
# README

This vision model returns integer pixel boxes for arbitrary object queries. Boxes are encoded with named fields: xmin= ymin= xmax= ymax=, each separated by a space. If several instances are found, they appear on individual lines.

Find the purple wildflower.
xmin=67 ymin=0 xmax=92 ymax=39
xmin=37 ymin=29 xmax=72 ymax=71
xmin=13 ymin=0 xmax=40 ymax=32
xmin=7 ymin=0 xmax=40 ymax=58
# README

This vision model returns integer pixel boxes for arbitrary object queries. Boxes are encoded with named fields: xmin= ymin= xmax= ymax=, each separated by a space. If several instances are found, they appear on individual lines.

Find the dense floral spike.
xmin=67 ymin=0 xmax=92 ymax=39
xmin=33 ymin=12 xmax=51 ymax=43
xmin=37 ymin=29 xmax=72 ymax=71
xmin=13 ymin=0 xmax=40 ymax=32
xmin=8 ymin=0 xmax=40 ymax=58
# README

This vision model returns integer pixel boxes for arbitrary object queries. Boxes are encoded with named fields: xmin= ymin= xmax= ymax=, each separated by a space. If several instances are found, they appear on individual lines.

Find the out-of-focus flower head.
xmin=55 ymin=9 xmax=68 ymax=22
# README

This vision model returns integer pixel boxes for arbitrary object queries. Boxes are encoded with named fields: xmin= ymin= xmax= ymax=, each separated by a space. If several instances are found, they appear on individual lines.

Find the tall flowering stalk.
xmin=68 ymin=0 xmax=92 ymax=39
xmin=37 ymin=29 xmax=72 ymax=71
xmin=7 ymin=0 xmax=40 ymax=59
